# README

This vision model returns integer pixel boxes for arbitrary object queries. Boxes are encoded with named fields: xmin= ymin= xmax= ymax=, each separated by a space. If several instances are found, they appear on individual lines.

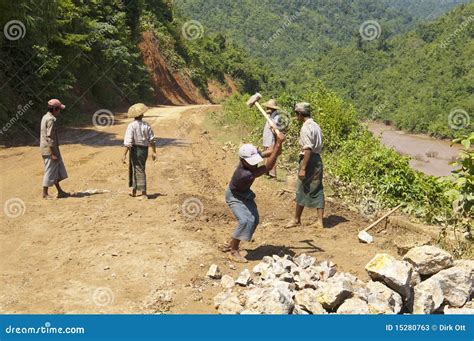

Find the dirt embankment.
xmin=207 ymin=74 xmax=240 ymax=103
xmin=138 ymin=31 xmax=209 ymax=105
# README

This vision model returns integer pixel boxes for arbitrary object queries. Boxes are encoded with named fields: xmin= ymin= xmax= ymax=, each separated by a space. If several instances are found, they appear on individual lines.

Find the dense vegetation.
xmin=176 ymin=0 xmax=473 ymax=137
xmin=311 ymin=2 xmax=474 ymax=138
xmin=0 ymin=0 xmax=265 ymax=138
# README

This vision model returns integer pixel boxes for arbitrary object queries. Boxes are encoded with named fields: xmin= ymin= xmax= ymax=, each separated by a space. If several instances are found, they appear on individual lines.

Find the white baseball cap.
xmin=239 ymin=144 xmax=263 ymax=166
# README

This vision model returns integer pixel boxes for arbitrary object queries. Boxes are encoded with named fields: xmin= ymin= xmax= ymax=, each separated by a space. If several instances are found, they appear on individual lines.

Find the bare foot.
xmin=285 ymin=220 xmax=301 ymax=229
xmin=42 ymin=194 xmax=54 ymax=200
xmin=228 ymin=251 xmax=248 ymax=263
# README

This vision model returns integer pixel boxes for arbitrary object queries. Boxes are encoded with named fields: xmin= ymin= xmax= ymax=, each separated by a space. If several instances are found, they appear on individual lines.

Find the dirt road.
xmin=0 ymin=105 xmax=430 ymax=313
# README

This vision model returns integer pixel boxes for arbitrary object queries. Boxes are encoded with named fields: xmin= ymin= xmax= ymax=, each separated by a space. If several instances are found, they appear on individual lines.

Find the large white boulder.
xmin=403 ymin=245 xmax=453 ymax=275
xmin=365 ymin=253 xmax=413 ymax=299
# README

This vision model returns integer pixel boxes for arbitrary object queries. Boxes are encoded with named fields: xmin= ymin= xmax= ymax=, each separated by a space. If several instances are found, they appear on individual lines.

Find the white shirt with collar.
xmin=124 ymin=120 xmax=156 ymax=147
xmin=299 ymin=118 xmax=323 ymax=154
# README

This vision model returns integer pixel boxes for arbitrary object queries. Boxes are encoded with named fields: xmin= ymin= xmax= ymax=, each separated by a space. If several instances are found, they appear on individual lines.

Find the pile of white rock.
xmin=209 ymin=245 xmax=473 ymax=314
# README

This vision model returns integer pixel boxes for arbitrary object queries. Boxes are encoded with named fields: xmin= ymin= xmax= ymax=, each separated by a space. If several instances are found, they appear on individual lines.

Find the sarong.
xmin=296 ymin=153 xmax=325 ymax=208
xmin=42 ymin=154 xmax=68 ymax=187
xmin=129 ymin=145 xmax=148 ymax=191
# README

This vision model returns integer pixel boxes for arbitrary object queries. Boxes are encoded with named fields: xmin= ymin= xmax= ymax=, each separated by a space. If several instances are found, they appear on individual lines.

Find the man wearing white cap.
xmin=223 ymin=130 xmax=285 ymax=263
xmin=40 ymin=99 xmax=69 ymax=199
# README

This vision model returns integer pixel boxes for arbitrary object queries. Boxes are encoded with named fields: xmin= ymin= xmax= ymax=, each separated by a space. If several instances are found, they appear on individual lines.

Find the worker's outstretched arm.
xmin=255 ymin=132 xmax=285 ymax=177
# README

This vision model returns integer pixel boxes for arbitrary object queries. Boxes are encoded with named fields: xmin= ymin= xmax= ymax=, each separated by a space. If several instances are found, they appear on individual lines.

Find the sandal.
xmin=57 ymin=192 xmax=70 ymax=199
xmin=218 ymin=244 xmax=232 ymax=253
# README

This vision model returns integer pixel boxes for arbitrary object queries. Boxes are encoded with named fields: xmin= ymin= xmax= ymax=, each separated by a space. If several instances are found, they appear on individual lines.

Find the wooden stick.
xmin=362 ymin=204 xmax=402 ymax=233
xmin=255 ymin=102 xmax=281 ymax=135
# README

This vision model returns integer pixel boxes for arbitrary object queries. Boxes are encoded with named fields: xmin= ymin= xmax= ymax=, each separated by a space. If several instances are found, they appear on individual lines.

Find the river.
xmin=366 ymin=122 xmax=461 ymax=177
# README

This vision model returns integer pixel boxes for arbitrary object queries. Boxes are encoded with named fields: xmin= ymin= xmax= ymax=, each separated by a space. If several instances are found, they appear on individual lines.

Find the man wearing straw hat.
xmin=262 ymin=99 xmax=283 ymax=179
xmin=122 ymin=103 xmax=157 ymax=198
xmin=40 ymin=99 xmax=69 ymax=199
xmin=286 ymin=102 xmax=325 ymax=229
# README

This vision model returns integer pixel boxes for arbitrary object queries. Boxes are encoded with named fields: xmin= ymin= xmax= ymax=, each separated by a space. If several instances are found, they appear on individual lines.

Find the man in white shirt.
xmin=262 ymin=99 xmax=283 ymax=179
xmin=286 ymin=102 xmax=325 ymax=229
xmin=122 ymin=103 xmax=157 ymax=198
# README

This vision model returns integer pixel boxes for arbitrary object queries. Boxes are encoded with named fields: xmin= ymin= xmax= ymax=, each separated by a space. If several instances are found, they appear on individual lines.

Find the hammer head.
xmin=246 ymin=93 xmax=262 ymax=107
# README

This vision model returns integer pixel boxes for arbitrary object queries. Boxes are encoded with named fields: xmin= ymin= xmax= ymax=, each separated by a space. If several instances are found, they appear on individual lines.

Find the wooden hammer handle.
xmin=255 ymin=102 xmax=281 ymax=135
xmin=362 ymin=204 xmax=402 ymax=233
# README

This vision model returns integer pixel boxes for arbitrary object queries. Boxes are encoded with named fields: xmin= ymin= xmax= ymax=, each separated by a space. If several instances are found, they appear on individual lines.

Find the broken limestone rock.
xmin=216 ymin=292 xmax=243 ymax=314
xmin=412 ymin=277 xmax=444 ymax=314
xmin=366 ymin=281 xmax=403 ymax=314
xmin=315 ymin=278 xmax=353 ymax=311
xmin=294 ymin=254 xmax=316 ymax=269
xmin=443 ymin=306 xmax=474 ymax=314
xmin=337 ymin=297 xmax=370 ymax=314
xmin=413 ymin=265 xmax=472 ymax=314
xmin=365 ymin=253 xmax=413 ymax=299
xmin=410 ymin=268 xmax=421 ymax=287
xmin=272 ymin=261 xmax=286 ymax=276
xmin=252 ymin=262 xmax=270 ymax=275
xmin=403 ymin=245 xmax=454 ymax=276
xmin=453 ymin=259 xmax=474 ymax=276
xmin=314 ymin=260 xmax=337 ymax=280
xmin=239 ymin=309 xmax=260 ymax=314
xmin=207 ymin=264 xmax=221 ymax=279
xmin=221 ymin=275 xmax=235 ymax=289
xmin=292 ymin=305 xmax=310 ymax=315
xmin=236 ymin=269 xmax=251 ymax=286
xmin=262 ymin=256 xmax=274 ymax=264
xmin=248 ymin=286 xmax=294 ymax=314
xmin=334 ymin=272 xmax=368 ymax=301
xmin=294 ymin=289 xmax=327 ymax=314
xmin=433 ymin=266 xmax=472 ymax=307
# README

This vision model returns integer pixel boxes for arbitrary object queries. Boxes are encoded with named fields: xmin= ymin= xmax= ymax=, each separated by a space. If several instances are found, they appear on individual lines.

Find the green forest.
xmin=0 ymin=0 xmax=266 ymax=137
xmin=176 ymin=0 xmax=473 ymax=137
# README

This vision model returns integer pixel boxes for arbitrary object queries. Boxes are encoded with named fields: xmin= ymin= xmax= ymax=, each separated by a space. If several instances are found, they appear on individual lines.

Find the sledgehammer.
xmin=358 ymin=204 xmax=402 ymax=244
xmin=246 ymin=93 xmax=281 ymax=135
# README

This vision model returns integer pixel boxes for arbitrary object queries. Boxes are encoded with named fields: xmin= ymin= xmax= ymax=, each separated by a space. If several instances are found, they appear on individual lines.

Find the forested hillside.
xmin=0 ymin=0 xmax=266 ymax=138
xmin=308 ymin=2 xmax=474 ymax=137
xmin=175 ymin=0 xmax=473 ymax=137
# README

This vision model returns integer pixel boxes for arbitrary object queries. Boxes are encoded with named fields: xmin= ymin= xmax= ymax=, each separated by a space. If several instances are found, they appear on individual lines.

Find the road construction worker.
xmin=286 ymin=102 xmax=325 ymax=229
xmin=40 ymin=99 xmax=69 ymax=199
xmin=122 ymin=103 xmax=157 ymax=198
xmin=262 ymin=99 xmax=284 ymax=179
xmin=222 ymin=130 xmax=285 ymax=263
